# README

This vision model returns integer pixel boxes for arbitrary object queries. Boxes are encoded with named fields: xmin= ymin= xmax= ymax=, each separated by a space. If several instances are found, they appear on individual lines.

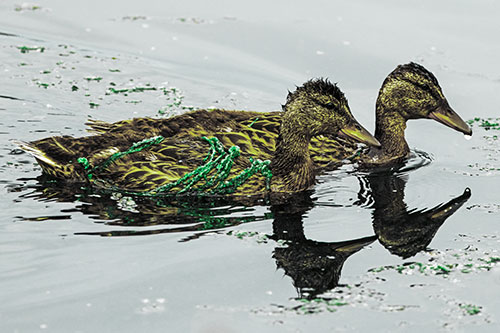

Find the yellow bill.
xmin=428 ymin=101 xmax=472 ymax=136
xmin=339 ymin=121 xmax=381 ymax=147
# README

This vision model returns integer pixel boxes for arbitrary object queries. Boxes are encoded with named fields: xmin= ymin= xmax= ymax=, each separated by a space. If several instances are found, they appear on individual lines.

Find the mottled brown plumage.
xmin=296 ymin=63 xmax=471 ymax=167
xmin=365 ymin=62 xmax=472 ymax=166
xmin=15 ymin=79 xmax=379 ymax=197
xmin=111 ymin=63 xmax=468 ymax=170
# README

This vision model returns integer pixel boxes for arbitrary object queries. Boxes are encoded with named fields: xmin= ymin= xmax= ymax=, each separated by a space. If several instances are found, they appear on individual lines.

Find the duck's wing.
xmin=310 ymin=136 xmax=360 ymax=170
xmin=85 ymin=109 xmax=267 ymax=135
xmin=91 ymin=132 xmax=272 ymax=196
xmin=236 ymin=112 xmax=282 ymax=133
xmin=17 ymin=109 xmax=279 ymax=183
xmin=217 ymin=112 xmax=362 ymax=170
xmin=92 ymin=135 xmax=208 ymax=192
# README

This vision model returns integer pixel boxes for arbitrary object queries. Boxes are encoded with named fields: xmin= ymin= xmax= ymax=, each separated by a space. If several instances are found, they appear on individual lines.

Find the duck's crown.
xmin=390 ymin=62 xmax=440 ymax=86
xmin=382 ymin=62 xmax=445 ymax=102
xmin=285 ymin=78 xmax=347 ymax=108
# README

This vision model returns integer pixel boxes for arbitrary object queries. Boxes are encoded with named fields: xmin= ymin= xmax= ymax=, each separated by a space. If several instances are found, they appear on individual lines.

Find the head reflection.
xmin=358 ymin=171 xmax=471 ymax=258
xmin=269 ymin=170 xmax=471 ymax=298
xmin=269 ymin=193 xmax=376 ymax=299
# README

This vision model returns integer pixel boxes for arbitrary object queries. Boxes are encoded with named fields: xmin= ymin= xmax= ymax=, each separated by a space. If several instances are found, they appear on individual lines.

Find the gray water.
xmin=1 ymin=1 xmax=500 ymax=332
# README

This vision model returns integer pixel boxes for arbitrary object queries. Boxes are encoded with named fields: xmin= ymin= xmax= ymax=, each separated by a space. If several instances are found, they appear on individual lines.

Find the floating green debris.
xmin=125 ymin=100 xmax=142 ymax=104
xmin=197 ymin=218 xmax=231 ymax=231
xmin=158 ymin=105 xmax=195 ymax=117
xmin=432 ymin=264 xmax=453 ymax=274
xmin=467 ymin=117 xmax=500 ymax=130
xmin=284 ymin=297 xmax=349 ymax=315
xmin=108 ymin=86 xmax=156 ymax=94
xmin=89 ymin=102 xmax=99 ymax=108
xmin=369 ymin=253 xmax=500 ymax=277
xmin=71 ymin=85 xmax=79 ymax=92
xmin=177 ymin=17 xmax=204 ymax=24
xmin=162 ymin=87 xmax=179 ymax=95
xmin=486 ymin=257 xmax=500 ymax=263
xmin=460 ymin=304 xmax=482 ymax=315
xmin=109 ymin=69 xmax=121 ymax=72
xmin=18 ymin=62 xmax=29 ymax=66
xmin=37 ymin=82 xmax=50 ymax=89
xmin=17 ymin=46 xmax=45 ymax=54
xmin=467 ymin=163 xmax=500 ymax=172
xmin=85 ymin=76 xmax=103 ymax=82
xmin=122 ymin=16 xmax=148 ymax=21
xmin=156 ymin=87 xmax=188 ymax=116
xmin=158 ymin=107 xmax=172 ymax=116
xmin=40 ymin=70 xmax=51 ymax=74
xmin=14 ymin=4 xmax=41 ymax=11
xmin=227 ymin=230 xmax=269 ymax=243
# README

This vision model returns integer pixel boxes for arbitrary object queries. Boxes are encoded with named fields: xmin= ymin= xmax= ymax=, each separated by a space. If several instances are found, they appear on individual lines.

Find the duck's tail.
xmin=11 ymin=139 xmax=83 ymax=180
xmin=85 ymin=119 xmax=113 ymax=134
xmin=12 ymin=139 xmax=58 ymax=166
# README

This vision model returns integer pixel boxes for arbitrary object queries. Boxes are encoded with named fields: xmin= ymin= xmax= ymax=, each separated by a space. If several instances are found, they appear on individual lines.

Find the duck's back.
xmin=19 ymin=110 xmax=283 ymax=196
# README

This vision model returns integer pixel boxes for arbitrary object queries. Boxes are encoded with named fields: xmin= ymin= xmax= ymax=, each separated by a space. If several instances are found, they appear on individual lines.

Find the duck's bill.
xmin=428 ymin=187 xmax=471 ymax=220
xmin=332 ymin=235 xmax=378 ymax=254
xmin=428 ymin=101 xmax=472 ymax=136
xmin=338 ymin=121 xmax=381 ymax=147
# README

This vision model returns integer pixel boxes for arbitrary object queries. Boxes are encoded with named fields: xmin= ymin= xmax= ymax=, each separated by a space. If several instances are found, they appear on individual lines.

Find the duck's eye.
xmin=322 ymin=101 xmax=336 ymax=109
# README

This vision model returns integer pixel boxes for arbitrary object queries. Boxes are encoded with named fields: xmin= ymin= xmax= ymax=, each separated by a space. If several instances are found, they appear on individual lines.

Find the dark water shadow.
xmin=11 ymin=163 xmax=471 ymax=298
xmin=267 ymin=168 xmax=471 ymax=299
xmin=12 ymin=176 xmax=272 ymax=240
xmin=8 ymin=148 xmax=436 ymax=239
xmin=357 ymin=171 xmax=472 ymax=259
xmin=0 ymin=95 xmax=23 ymax=101
xmin=0 ymin=32 xmax=18 ymax=37
xmin=269 ymin=192 xmax=376 ymax=299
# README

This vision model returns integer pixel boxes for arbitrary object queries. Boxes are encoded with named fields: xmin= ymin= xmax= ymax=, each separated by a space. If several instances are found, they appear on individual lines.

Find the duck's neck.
xmin=374 ymin=106 xmax=410 ymax=159
xmin=270 ymin=123 xmax=316 ymax=193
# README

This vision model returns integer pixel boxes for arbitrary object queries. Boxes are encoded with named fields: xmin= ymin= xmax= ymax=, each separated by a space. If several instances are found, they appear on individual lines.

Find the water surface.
xmin=1 ymin=1 xmax=500 ymax=332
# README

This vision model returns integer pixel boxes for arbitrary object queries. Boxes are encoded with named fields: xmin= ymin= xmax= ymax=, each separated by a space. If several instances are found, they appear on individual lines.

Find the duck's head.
xmin=271 ymin=79 xmax=379 ymax=193
xmin=377 ymin=62 xmax=472 ymax=135
xmin=282 ymin=78 xmax=380 ymax=147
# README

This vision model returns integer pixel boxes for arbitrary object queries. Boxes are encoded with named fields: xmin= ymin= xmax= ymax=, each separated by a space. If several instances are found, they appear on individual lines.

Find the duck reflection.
xmin=15 ymin=170 xmax=471 ymax=298
xmin=359 ymin=171 xmax=471 ymax=258
xmin=269 ymin=193 xmax=376 ymax=299
xmin=13 ymin=176 xmax=272 ymax=239
xmin=268 ymin=173 xmax=471 ymax=298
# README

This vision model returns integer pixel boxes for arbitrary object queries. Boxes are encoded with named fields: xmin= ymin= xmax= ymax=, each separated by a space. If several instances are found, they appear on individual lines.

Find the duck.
xmin=89 ymin=63 xmax=469 ymax=169
xmin=352 ymin=62 xmax=472 ymax=167
xmin=257 ymin=63 xmax=471 ymax=168
xmin=15 ymin=79 xmax=380 ymax=198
